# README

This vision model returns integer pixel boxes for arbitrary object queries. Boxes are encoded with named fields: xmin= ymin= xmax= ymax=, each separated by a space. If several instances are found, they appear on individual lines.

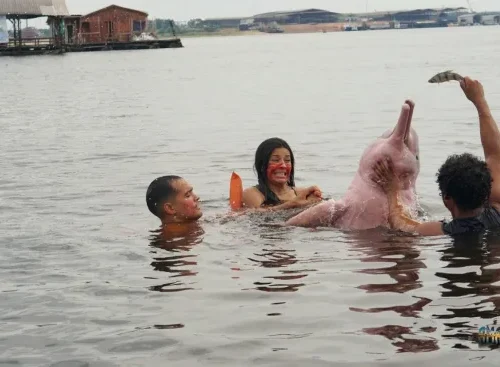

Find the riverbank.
xmin=281 ymin=23 xmax=344 ymax=33
xmin=160 ymin=24 xmax=343 ymax=39
xmin=170 ymin=29 xmax=261 ymax=38
xmin=159 ymin=21 xmax=445 ymax=39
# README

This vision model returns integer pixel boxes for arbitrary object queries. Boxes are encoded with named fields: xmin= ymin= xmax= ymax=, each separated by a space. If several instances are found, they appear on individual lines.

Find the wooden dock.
xmin=0 ymin=38 xmax=183 ymax=57
xmin=0 ymin=46 xmax=63 ymax=56
xmin=67 ymin=38 xmax=183 ymax=52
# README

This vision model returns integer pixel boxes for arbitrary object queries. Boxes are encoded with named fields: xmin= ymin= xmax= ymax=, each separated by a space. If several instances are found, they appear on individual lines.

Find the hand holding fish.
xmin=459 ymin=76 xmax=486 ymax=107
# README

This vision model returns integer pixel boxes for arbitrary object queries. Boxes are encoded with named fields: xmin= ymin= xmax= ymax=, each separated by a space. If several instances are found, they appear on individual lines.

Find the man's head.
xmin=436 ymin=153 xmax=492 ymax=215
xmin=146 ymin=176 xmax=202 ymax=223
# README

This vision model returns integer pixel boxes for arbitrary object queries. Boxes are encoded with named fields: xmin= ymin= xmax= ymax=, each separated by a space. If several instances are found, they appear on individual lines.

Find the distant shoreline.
xmin=172 ymin=29 xmax=262 ymax=38
xmin=160 ymin=22 xmax=488 ymax=39
xmin=160 ymin=23 xmax=344 ymax=39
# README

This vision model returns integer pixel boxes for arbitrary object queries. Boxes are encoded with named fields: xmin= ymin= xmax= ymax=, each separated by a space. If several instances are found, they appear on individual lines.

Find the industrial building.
xmin=481 ymin=14 xmax=500 ymax=25
xmin=203 ymin=9 xmax=340 ymax=29
xmin=366 ymin=7 xmax=469 ymax=22
xmin=458 ymin=12 xmax=500 ymax=25
xmin=252 ymin=9 xmax=340 ymax=24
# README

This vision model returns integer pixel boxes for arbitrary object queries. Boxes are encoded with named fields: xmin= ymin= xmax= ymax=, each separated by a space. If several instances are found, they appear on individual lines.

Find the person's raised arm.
xmin=460 ymin=77 xmax=500 ymax=208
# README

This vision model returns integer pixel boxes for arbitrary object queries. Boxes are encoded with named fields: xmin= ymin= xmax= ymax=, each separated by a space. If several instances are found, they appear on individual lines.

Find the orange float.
xmin=229 ymin=171 xmax=243 ymax=210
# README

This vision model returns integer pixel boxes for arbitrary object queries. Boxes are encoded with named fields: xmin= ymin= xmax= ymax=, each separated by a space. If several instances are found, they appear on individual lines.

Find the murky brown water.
xmin=2 ymin=26 xmax=500 ymax=366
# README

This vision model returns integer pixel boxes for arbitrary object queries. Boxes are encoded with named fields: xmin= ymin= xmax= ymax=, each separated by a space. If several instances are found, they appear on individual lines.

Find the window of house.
xmin=81 ymin=22 xmax=90 ymax=32
xmin=133 ymin=20 xmax=144 ymax=32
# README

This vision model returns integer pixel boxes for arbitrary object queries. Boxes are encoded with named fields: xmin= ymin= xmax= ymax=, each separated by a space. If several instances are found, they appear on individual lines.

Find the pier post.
xmin=17 ymin=18 xmax=21 ymax=47
xmin=169 ymin=20 xmax=176 ymax=37
xmin=8 ymin=18 xmax=15 ymax=47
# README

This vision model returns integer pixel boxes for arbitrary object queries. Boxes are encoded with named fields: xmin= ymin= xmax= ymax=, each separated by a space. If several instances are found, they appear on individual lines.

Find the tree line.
xmin=150 ymin=18 xmax=219 ymax=35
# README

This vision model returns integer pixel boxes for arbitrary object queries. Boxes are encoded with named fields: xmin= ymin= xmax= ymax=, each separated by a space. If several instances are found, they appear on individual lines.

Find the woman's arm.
xmin=295 ymin=185 xmax=323 ymax=200
xmin=242 ymin=186 xmax=321 ymax=212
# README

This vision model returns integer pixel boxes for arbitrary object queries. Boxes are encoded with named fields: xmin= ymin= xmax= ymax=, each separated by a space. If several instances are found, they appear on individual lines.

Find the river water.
xmin=2 ymin=26 xmax=500 ymax=366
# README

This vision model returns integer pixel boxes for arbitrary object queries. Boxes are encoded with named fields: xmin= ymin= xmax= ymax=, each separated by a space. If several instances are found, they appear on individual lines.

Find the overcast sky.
xmin=65 ymin=0 xmax=497 ymax=21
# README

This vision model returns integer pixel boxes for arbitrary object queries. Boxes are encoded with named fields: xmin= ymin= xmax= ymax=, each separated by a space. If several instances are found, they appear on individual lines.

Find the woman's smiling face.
xmin=266 ymin=147 xmax=293 ymax=185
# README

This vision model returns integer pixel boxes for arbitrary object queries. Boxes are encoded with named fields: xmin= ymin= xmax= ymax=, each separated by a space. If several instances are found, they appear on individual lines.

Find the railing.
xmin=2 ymin=32 xmax=155 ymax=48
xmin=111 ymin=33 xmax=133 ymax=42
xmin=75 ymin=32 xmax=101 ymax=44
xmin=73 ymin=32 xmax=133 ymax=44
xmin=7 ymin=37 xmax=54 ymax=47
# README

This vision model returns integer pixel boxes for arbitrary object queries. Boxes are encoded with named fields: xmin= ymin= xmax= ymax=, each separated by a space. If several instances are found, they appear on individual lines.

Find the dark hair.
xmin=254 ymin=137 xmax=295 ymax=204
xmin=436 ymin=153 xmax=492 ymax=211
xmin=146 ymin=175 xmax=182 ymax=218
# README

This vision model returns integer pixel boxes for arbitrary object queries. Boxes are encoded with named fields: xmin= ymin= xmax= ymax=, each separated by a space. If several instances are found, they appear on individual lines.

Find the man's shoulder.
xmin=441 ymin=216 xmax=485 ymax=236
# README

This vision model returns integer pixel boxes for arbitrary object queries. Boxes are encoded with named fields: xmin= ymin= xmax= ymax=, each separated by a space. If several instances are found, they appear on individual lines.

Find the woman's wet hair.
xmin=254 ymin=137 xmax=295 ymax=204
xmin=436 ymin=153 xmax=492 ymax=211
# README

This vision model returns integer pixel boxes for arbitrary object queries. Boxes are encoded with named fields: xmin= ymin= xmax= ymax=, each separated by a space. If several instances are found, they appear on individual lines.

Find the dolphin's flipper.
xmin=285 ymin=200 xmax=346 ymax=228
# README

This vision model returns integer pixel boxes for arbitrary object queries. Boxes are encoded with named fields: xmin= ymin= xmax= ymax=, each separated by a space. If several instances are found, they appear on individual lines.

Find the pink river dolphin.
xmin=286 ymin=99 xmax=420 ymax=230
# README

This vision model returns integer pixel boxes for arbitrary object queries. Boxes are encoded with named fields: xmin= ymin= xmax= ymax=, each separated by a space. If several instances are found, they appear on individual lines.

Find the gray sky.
xmin=65 ymin=0 xmax=497 ymax=21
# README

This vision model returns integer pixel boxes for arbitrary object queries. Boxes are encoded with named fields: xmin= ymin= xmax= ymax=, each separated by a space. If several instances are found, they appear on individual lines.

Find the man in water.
xmin=146 ymin=175 xmax=203 ymax=226
xmin=372 ymin=76 xmax=500 ymax=236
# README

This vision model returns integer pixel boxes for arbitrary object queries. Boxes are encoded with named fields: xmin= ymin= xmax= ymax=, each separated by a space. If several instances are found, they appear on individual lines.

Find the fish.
xmin=428 ymin=70 xmax=464 ymax=84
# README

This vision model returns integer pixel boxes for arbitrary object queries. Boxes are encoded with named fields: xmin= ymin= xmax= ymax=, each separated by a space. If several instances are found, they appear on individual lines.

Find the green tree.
xmin=187 ymin=18 xmax=203 ymax=28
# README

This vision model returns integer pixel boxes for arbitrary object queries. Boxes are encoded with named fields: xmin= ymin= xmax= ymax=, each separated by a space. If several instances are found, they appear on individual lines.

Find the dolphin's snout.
xmin=390 ymin=100 xmax=414 ymax=145
xmin=403 ymin=100 xmax=415 ymax=145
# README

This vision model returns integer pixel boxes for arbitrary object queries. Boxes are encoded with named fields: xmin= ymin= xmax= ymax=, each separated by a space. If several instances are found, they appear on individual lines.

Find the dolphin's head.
xmin=358 ymin=100 xmax=420 ymax=192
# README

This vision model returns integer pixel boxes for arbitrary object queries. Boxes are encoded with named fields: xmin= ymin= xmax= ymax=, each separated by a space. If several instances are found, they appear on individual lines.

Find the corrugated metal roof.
xmin=253 ymin=9 xmax=340 ymax=18
xmin=0 ymin=0 xmax=69 ymax=17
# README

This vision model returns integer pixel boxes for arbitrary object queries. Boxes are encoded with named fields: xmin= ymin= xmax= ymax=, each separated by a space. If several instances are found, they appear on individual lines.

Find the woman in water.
xmin=242 ymin=137 xmax=323 ymax=210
